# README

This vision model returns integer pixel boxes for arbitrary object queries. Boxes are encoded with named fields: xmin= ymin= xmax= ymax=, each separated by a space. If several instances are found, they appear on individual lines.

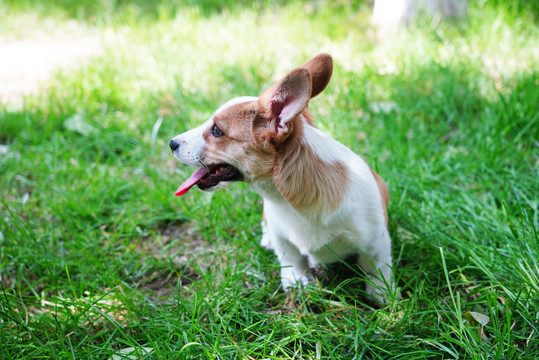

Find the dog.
xmin=170 ymin=54 xmax=395 ymax=303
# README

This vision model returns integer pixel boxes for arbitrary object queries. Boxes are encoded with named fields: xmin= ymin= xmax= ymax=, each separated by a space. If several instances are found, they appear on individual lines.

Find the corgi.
xmin=170 ymin=54 xmax=395 ymax=303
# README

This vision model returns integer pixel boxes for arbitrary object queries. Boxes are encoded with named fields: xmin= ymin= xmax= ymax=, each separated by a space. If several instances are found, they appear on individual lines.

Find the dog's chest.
xmin=265 ymin=200 xmax=357 ymax=261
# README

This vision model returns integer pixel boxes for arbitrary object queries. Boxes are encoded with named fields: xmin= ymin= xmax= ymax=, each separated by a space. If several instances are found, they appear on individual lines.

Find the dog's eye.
xmin=211 ymin=124 xmax=224 ymax=137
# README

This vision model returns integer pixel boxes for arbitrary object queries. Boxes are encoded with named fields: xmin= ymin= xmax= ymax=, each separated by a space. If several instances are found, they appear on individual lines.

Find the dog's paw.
xmin=259 ymin=221 xmax=273 ymax=250
xmin=281 ymin=267 xmax=315 ymax=291
xmin=365 ymin=277 xmax=400 ymax=305
xmin=366 ymin=283 xmax=388 ymax=304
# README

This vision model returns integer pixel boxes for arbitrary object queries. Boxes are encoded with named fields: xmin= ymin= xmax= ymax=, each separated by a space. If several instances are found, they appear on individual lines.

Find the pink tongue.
xmin=175 ymin=167 xmax=209 ymax=196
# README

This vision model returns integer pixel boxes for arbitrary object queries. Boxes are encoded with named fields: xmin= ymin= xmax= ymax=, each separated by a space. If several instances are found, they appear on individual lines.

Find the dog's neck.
xmin=250 ymin=116 xmax=349 ymax=216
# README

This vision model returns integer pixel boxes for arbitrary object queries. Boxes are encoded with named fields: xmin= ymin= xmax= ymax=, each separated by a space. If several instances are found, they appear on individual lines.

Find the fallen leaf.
xmin=465 ymin=311 xmax=490 ymax=327
xmin=64 ymin=114 xmax=96 ymax=136
xmin=110 ymin=346 xmax=153 ymax=360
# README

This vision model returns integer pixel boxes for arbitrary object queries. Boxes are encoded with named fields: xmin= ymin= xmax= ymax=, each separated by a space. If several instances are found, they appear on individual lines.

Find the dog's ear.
xmin=301 ymin=53 xmax=333 ymax=98
xmin=258 ymin=67 xmax=312 ymax=141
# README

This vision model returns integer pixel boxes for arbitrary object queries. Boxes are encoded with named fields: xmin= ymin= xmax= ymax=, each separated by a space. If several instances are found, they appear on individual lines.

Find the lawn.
xmin=0 ymin=0 xmax=538 ymax=359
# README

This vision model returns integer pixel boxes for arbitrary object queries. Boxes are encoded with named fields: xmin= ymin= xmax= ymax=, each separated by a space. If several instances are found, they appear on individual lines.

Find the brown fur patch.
xmin=370 ymin=169 xmax=389 ymax=223
xmin=202 ymin=101 xmax=276 ymax=180
xmin=273 ymin=113 xmax=348 ymax=214
xmin=301 ymin=53 xmax=333 ymax=98
xmin=211 ymin=101 xmax=257 ymax=141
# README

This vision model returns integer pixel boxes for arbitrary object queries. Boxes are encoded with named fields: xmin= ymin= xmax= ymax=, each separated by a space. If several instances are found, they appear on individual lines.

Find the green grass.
xmin=1 ymin=0 xmax=538 ymax=358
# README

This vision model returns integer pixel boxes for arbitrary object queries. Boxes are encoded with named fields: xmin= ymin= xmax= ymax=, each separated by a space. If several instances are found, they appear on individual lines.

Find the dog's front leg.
xmin=259 ymin=214 xmax=272 ymax=250
xmin=270 ymin=235 xmax=314 ymax=290
xmin=358 ymin=230 xmax=395 ymax=303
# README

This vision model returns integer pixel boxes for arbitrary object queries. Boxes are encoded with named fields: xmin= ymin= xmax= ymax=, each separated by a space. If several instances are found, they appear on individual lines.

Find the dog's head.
xmin=170 ymin=54 xmax=333 ymax=196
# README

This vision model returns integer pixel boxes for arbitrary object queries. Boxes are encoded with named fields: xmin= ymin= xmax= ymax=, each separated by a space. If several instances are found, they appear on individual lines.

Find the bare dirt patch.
xmin=135 ymin=222 xmax=206 ymax=301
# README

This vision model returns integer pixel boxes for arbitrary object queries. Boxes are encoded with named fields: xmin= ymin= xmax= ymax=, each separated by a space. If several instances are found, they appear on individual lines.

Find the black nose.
xmin=169 ymin=139 xmax=179 ymax=152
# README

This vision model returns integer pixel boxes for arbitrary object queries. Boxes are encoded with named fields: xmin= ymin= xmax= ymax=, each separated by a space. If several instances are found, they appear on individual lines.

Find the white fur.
xmin=171 ymin=119 xmax=210 ymax=166
xmin=300 ymin=115 xmax=351 ymax=164
xmin=214 ymin=96 xmax=259 ymax=115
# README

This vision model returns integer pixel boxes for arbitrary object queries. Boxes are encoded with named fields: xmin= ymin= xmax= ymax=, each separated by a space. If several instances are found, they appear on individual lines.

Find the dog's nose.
xmin=169 ymin=139 xmax=179 ymax=152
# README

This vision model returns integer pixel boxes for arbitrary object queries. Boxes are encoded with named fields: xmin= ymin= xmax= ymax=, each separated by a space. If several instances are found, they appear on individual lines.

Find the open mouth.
xmin=175 ymin=163 xmax=243 ymax=196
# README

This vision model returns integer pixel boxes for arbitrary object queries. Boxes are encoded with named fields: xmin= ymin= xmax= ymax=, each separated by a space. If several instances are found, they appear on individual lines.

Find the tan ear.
xmin=301 ymin=53 xmax=333 ymax=98
xmin=258 ymin=67 xmax=312 ymax=140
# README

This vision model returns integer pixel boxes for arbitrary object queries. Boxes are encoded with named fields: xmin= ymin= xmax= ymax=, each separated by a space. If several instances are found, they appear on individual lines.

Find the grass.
xmin=0 ymin=0 xmax=538 ymax=358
